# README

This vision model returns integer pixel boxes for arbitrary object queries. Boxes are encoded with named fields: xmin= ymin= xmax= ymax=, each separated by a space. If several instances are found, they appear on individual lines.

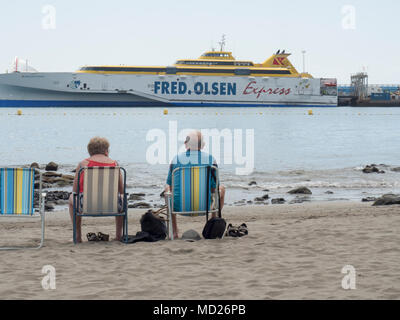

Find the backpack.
xmin=202 ymin=217 xmax=227 ymax=239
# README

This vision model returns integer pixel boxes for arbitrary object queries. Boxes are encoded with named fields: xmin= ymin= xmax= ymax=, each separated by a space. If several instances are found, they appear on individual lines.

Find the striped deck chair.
xmin=73 ymin=166 xmax=128 ymax=244
xmin=165 ymin=165 xmax=221 ymax=240
xmin=0 ymin=168 xmax=46 ymax=250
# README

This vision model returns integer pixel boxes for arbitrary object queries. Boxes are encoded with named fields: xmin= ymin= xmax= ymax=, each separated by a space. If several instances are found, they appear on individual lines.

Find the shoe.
xmin=87 ymin=232 xmax=99 ymax=242
xmin=97 ymin=232 xmax=110 ymax=242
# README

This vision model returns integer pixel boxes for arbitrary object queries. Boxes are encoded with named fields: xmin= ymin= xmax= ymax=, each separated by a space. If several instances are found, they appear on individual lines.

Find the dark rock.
xmin=54 ymin=178 xmax=73 ymax=187
xmin=45 ymin=162 xmax=58 ymax=171
xmin=254 ymin=194 xmax=269 ymax=202
xmin=43 ymin=172 xmax=62 ymax=178
xmin=262 ymin=189 xmax=270 ymax=192
xmin=30 ymin=162 xmax=40 ymax=169
xmin=246 ymin=200 xmax=253 ymax=204
xmin=129 ymin=193 xmax=145 ymax=201
xmin=272 ymin=198 xmax=286 ymax=204
xmin=362 ymin=165 xmax=381 ymax=174
xmin=61 ymin=174 xmax=74 ymax=180
xmin=362 ymin=197 xmax=377 ymax=202
xmin=391 ymin=167 xmax=400 ymax=172
xmin=248 ymin=181 xmax=257 ymax=186
xmin=373 ymin=194 xmax=400 ymax=206
xmin=235 ymin=200 xmax=246 ymax=204
xmin=128 ymin=202 xmax=152 ymax=209
xmin=325 ymin=191 xmax=334 ymax=194
xmin=160 ymin=191 xmax=166 ymax=198
xmin=288 ymin=187 xmax=312 ymax=195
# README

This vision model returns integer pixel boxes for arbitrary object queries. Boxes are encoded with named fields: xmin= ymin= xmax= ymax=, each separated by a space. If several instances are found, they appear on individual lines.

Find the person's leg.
xmin=115 ymin=216 xmax=124 ymax=241
xmin=172 ymin=214 xmax=179 ymax=239
xmin=211 ymin=185 xmax=226 ymax=218
xmin=219 ymin=185 xmax=226 ymax=210
xmin=69 ymin=194 xmax=82 ymax=243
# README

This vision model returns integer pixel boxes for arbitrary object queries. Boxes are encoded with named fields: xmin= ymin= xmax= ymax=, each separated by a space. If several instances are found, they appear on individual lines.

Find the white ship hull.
xmin=0 ymin=72 xmax=337 ymax=107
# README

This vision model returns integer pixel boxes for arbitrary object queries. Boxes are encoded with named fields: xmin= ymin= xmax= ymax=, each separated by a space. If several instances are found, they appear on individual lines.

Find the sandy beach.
xmin=0 ymin=201 xmax=399 ymax=300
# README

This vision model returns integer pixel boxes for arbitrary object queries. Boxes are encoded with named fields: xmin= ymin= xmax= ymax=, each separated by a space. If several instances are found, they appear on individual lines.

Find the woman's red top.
xmin=78 ymin=159 xmax=117 ymax=193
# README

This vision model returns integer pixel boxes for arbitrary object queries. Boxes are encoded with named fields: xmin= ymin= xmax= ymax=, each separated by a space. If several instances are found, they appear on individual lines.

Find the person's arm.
xmin=72 ymin=161 xmax=87 ymax=193
xmin=165 ymin=162 xmax=174 ymax=194
xmin=115 ymin=161 xmax=124 ymax=194
xmin=210 ymin=156 xmax=218 ymax=192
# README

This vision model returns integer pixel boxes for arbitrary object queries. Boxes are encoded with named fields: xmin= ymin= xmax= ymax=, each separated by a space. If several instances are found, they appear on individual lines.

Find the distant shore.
xmin=1 ymin=201 xmax=399 ymax=300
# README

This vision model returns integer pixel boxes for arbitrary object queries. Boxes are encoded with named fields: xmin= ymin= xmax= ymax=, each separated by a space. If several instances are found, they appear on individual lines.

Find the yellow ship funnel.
xmin=260 ymin=51 xmax=311 ymax=77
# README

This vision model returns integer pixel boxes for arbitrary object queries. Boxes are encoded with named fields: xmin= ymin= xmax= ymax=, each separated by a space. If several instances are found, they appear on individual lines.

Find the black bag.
xmin=140 ymin=210 xmax=167 ymax=241
xmin=202 ymin=217 xmax=227 ymax=239
xmin=202 ymin=166 xmax=226 ymax=239
xmin=122 ymin=210 xmax=167 ymax=243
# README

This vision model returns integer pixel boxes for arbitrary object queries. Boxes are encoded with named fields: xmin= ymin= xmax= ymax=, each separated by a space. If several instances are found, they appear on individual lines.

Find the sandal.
xmin=87 ymin=232 xmax=99 ymax=242
xmin=226 ymin=224 xmax=240 ymax=237
xmin=97 ymin=232 xmax=110 ymax=242
xmin=225 ymin=224 xmax=248 ymax=237
xmin=237 ymin=223 xmax=249 ymax=237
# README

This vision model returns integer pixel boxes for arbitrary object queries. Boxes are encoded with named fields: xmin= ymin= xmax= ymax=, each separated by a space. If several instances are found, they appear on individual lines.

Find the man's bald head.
xmin=185 ymin=130 xmax=205 ymax=151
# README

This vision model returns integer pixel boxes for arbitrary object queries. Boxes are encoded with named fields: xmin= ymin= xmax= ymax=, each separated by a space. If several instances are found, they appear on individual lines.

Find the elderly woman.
xmin=68 ymin=137 xmax=123 ymax=243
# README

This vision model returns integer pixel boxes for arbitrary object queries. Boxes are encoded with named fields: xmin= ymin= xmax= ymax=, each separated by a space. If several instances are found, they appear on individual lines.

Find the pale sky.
xmin=0 ymin=0 xmax=399 ymax=84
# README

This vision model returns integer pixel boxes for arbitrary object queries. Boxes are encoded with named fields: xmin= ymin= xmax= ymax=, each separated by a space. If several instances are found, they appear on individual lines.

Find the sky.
xmin=0 ymin=0 xmax=399 ymax=84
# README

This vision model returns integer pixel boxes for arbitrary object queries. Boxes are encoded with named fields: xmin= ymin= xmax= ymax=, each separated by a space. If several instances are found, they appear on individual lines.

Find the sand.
xmin=0 ymin=201 xmax=399 ymax=300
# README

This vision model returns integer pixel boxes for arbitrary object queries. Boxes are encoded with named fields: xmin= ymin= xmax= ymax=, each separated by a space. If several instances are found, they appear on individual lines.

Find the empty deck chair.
xmin=165 ymin=165 xmax=221 ymax=240
xmin=72 ymin=166 xmax=128 ymax=244
xmin=0 ymin=168 xmax=46 ymax=250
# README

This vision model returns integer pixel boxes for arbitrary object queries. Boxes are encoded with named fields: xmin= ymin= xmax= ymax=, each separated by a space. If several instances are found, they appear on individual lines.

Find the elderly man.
xmin=165 ymin=130 xmax=226 ymax=239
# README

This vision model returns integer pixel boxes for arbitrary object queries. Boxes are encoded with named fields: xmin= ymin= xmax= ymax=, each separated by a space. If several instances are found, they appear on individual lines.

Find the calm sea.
xmin=1 ymin=106 xmax=399 ymax=205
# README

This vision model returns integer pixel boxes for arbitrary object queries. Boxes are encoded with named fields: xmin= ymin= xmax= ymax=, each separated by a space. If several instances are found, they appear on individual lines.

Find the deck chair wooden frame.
xmin=73 ymin=166 xmax=128 ymax=244
xmin=165 ymin=165 xmax=221 ymax=240
xmin=0 ymin=168 xmax=46 ymax=250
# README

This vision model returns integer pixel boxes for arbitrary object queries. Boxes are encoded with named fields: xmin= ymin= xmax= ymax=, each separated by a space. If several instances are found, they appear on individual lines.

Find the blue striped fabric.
xmin=0 ymin=168 xmax=35 ymax=215
xmin=172 ymin=166 xmax=213 ymax=214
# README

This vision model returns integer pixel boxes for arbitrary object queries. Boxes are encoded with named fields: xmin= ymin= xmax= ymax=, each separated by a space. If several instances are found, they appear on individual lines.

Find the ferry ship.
xmin=0 ymin=44 xmax=337 ymax=108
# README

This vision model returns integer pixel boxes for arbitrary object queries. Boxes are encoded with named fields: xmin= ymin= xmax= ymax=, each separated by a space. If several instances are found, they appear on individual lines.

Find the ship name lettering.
xmin=243 ymin=81 xmax=291 ymax=98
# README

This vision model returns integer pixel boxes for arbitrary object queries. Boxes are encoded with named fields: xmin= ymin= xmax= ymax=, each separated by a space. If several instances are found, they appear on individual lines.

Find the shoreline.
xmin=5 ymin=162 xmax=400 ymax=211
xmin=1 ymin=201 xmax=399 ymax=300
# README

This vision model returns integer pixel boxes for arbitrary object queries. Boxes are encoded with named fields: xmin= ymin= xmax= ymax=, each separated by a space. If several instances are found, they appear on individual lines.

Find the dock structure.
xmin=338 ymin=73 xmax=400 ymax=106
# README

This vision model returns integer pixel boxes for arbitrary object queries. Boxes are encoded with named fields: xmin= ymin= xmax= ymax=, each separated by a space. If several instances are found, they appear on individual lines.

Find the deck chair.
xmin=73 ymin=166 xmax=128 ymax=244
xmin=165 ymin=165 xmax=221 ymax=240
xmin=0 ymin=168 xmax=46 ymax=250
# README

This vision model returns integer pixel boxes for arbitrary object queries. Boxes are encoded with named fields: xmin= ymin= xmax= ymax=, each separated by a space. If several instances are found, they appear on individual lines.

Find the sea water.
xmin=0 ymin=107 xmax=399 ymax=206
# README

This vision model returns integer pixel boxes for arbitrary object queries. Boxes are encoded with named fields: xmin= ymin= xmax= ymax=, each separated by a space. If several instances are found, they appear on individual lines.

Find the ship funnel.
xmin=261 ymin=51 xmax=311 ymax=78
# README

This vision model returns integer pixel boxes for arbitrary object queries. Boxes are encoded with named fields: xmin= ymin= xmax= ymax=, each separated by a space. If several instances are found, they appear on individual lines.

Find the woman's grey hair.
xmin=87 ymin=137 xmax=110 ymax=156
